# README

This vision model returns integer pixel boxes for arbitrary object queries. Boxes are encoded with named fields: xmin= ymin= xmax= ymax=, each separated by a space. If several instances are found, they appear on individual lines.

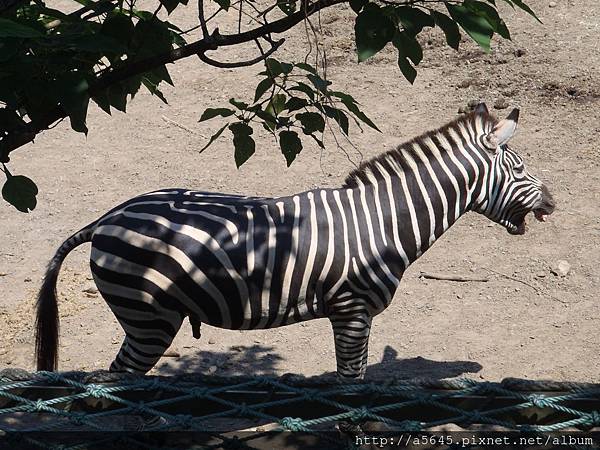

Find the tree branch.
xmin=0 ymin=0 xmax=347 ymax=161
xmin=198 ymin=38 xmax=284 ymax=68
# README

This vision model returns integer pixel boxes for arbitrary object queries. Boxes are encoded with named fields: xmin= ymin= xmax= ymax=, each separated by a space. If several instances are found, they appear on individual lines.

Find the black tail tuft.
xmin=35 ymin=259 xmax=61 ymax=371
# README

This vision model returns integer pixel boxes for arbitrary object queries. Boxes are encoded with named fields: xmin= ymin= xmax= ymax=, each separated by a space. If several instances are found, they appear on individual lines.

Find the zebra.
xmin=35 ymin=103 xmax=555 ymax=379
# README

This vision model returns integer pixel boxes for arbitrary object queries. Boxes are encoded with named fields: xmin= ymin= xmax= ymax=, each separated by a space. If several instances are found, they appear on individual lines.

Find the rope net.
xmin=1 ymin=369 xmax=599 ymax=449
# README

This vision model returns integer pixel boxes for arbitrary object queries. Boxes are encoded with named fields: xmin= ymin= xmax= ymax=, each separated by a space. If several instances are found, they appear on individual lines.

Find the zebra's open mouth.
xmin=533 ymin=208 xmax=550 ymax=222
xmin=506 ymin=207 xmax=553 ymax=235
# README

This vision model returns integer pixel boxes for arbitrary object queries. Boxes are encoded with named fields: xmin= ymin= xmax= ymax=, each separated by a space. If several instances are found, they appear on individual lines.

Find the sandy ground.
xmin=1 ymin=0 xmax=599 ymax=383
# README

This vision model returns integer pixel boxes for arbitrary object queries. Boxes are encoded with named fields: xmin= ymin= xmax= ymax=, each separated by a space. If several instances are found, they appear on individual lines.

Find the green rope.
xmin=1 ymin=369 xmax=599 ymax=450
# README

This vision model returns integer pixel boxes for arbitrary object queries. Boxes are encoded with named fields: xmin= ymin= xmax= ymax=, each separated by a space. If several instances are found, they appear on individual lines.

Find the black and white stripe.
xmin=35 ymin=103 xmax=555 ymax=378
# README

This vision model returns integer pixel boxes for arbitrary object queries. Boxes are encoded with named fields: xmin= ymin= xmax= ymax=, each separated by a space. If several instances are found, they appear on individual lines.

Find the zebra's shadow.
xmin=155 ymin=344 xmax=481 ymax=380
xmin=363 ymin=345 xmax=482 ymax=380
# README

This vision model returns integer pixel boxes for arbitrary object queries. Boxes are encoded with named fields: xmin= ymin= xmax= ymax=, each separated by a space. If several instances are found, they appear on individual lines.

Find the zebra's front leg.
xmin=330 ymin=314 xmax=372 ymax=380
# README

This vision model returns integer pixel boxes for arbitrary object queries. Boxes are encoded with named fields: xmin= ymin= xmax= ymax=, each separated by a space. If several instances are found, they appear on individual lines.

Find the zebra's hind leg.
xmin=330 ymin=314 xmax=372 ymax=380
xmin=109 ymin=323 xmax=183 ymax=374
xmin=108 ymin=325 xmax=183 ymax=430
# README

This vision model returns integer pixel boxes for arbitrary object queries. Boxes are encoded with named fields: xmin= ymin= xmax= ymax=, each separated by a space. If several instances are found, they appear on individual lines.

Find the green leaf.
xmin=323 ymin=105 xmax=349 ymax=135
xmin=141 ymin=77 xmax=168 ymax=104
xmin=270 ymin=94 xmax=287 ymax=116
xmin=102 ymin=13 xmax=134 ymax=50
xmin=0 ymin=18 xmax=43 ymax=38
xmin=199 ymin=123 xmax=228 ymax=153
xmin=229 ymin=123 xmax=255 ymax=167
xmin=296 ymin=112 xmax=325 ymax=135
xmin=395 ymin=6 xmax=435 ymax=36
xmin=229 ymin=98 xmax=249 ymax=110
xmin=464 ymin=0 xmax=511 ymax=39
xmin=280 ymin=62 xmax=294 ymax=75
xmin=2 ymin=174 xmax=38 ymax=213
xmin=277 ymin=0 xmax=297 ymax=16
xmin=131 ymin=17 xmax=173 ymax=59
xmin=92 ymin=91 xmax=111 ymax=115
xmin=396 ymin=57 xmax=417 ymax=84
xmin=285 ymin=97 xmax=309 ymax=113
xmin=431 ymin=11 xmax=461 ymax=50
xmin=265 ymin=58 xmax=283 ymax=77
xmin=294 ymin=62 xmax=317 ymax=74
xmin=279 ymin=130 xmax=302 ymax=166
xmin=446 ymin=3 xmax=494 ymax=52
xmin=393 ymin=31 xmax=423 ymax=65
xmin=199 ymin=108 xmax=235 ymax=121
xmin=336 ymin=95 xmax=380 ymax=132
xmin=511 ymin=0 xmax=541 ymax=23
xmin=0 ymin=109 xmax=25 ymax=133
xmin=289 ymin=82 xmax=316 ymax=100
xmin=160 ymin=0 xmax=184 ymax=14
xmin=55 ymin=72 xmax=90 ymax=134
xmin=213 ymin=0 xmax=230 ymax=11
xmin=107 ymin=84 xmax=128 ymax=112
xmin=254 ymin=78 xmax=274 ymax=102
xmin=307 ymin=74 xmax=331 ymax=93
xmin=354 ymin=6 xmax=396 ymax=62
xmin=349 ymin=0 xmax=367 ymax=14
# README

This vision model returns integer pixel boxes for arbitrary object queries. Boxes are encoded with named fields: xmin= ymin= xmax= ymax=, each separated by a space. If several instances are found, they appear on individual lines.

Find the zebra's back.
xmin=89 ymin=188 xmax=365 ymax=331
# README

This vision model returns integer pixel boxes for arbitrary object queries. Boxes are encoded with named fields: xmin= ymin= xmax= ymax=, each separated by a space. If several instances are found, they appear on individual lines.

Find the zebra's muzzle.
xmin=507 ymin=186 xmax=555 ymax=235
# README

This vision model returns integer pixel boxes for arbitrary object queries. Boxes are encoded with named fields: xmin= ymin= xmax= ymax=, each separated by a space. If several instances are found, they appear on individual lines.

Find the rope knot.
xmin=33 ymin=399 xmax=46 ymax=412
xmin=279 ymin=417 xmax=305 ymax=431
xmin=68 ymin=414 xmax=85 ymax=426
xmin=588 ymin=411 xmax=600 ymax=426
xmin=398 ymin=420 xmax=422 ymax=431
xmin=190 ymin=387 xmax=209 ymax=398
xmin=132 ymin=400 xmax=148 ymax=414
xmin=236 ymin=403 xmax=251 ymax=416
xmin=145 ymin=379 xmax=162 ymax=391
xmin=352 ymin=406 xmax=370 ymax=421
xmin=528 ymin=394 xmax=549 ymax=408
xmin=175 ymin=414 xmax=194 ymax=428
xmin=86 ymin=384 xmax=107 ymax=398
xmin=40 ymin=371 xmax=62 ymax=383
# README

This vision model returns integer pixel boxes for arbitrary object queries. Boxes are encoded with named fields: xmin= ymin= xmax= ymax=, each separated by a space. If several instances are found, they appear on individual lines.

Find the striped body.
xmin=35 ymin=105 xmax=555 ymax=378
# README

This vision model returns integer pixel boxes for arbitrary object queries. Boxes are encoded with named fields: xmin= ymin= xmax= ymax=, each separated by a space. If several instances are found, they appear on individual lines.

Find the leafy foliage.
xmin=0 ymin=0 xmax=538 ymax=211
xmin=199 ymin=59 xmax=379 ymax=166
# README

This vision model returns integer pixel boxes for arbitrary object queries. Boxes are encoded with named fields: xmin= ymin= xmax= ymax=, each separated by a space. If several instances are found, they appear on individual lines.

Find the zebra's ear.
xmin=474 ymin=103 xmax=489 ymax=115
xmin=486 ymin=108 xmax=519 ymax=149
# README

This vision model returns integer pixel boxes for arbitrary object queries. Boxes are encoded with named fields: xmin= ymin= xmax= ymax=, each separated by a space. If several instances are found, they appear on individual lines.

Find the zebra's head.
xmin=473 ymin=105 xmax=555 ymax=235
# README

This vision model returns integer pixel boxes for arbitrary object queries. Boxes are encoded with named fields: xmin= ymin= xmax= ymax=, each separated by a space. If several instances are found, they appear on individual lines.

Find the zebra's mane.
xmin=342 ymin=110 xmax=498 ymax=188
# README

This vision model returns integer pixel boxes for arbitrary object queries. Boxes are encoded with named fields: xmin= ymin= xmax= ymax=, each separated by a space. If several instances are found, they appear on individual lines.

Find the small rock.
xmin=535 ymin=271 xmax=547 ymax=278
xmin=208 ymin=339 xmax=216 ymax=345
xmin=457 ymin=79 xmax=472 ymax=89
xmin=24 ymin=277 xmax=32 ymax=282
xmin=494 ymin=98 xmax=509 ymax=109
xmin=549 ymin=1 xmax=557 ymax=7
xmin=0 ymin=272 xmax=7 ymax=277
xmin=551 ymin=260 xmax=571 ymax=277
xmin=81 ymin=284 xmax=98 ymax=297
xmin=514 ymin=48 xmax=527 ymax=57
xmin=456 ymin=294 xmax=463 ymax=299
xmin=163 ymin=349 xmax=180 ymax=358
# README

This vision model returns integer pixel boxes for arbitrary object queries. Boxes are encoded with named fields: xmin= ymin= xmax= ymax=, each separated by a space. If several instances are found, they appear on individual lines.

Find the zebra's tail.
xmin=35 ymin=223 xmax=96 ymax=371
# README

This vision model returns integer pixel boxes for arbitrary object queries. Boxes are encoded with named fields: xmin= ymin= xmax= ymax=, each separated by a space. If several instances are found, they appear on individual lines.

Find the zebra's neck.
xmin=343 ymin=113 xmax=494 ymax=275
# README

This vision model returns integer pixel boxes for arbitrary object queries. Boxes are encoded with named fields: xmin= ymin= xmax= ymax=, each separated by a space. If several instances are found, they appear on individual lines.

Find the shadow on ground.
xmin=156 ymin=344 xmax=482 ymax=380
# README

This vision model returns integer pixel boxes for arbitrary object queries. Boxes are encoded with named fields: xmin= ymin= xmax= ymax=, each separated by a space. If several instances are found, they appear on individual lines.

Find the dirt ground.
xmin=1 ymin=0 xmax=599 ymax=383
